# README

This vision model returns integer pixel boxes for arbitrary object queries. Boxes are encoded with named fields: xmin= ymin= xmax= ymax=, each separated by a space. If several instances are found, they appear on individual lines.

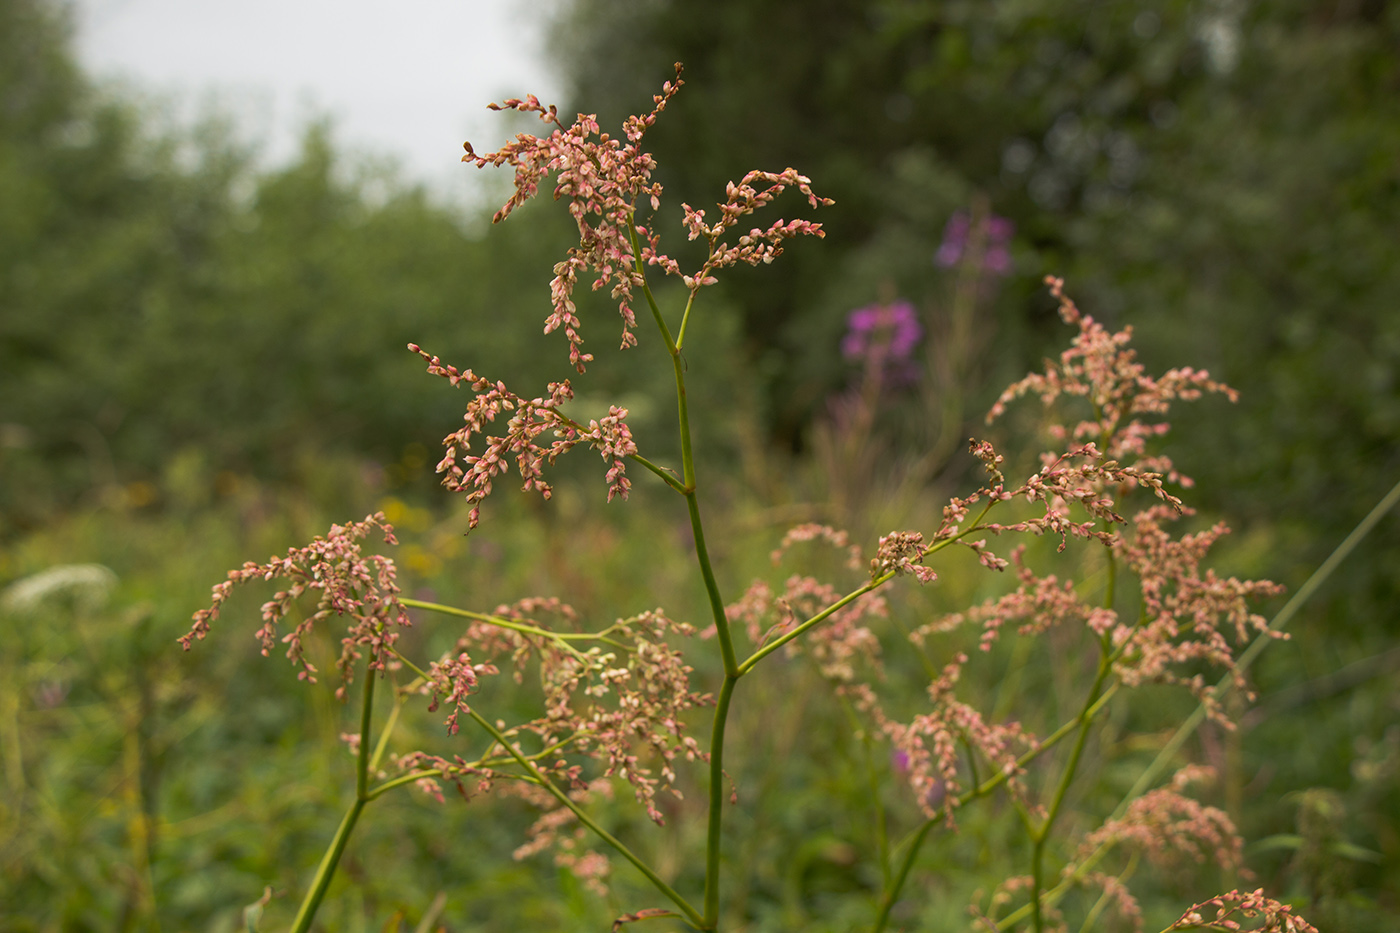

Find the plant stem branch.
xmin=399 ymin=598 xmax=629 ymax=655
xmin=740 ymin=577 xmax=891 ymax=674
xmin=703 ymin=675 xmax=739 ymax=928
xmin=468 ymin=708 xmax=704 ymax=928
xmin=289 ymin=662 xmax=377 ymax=933
xmin=1029 ymin=657 xmax=1112 ymax=932
xmin=630 ymin=452 xmax=689 ymax=493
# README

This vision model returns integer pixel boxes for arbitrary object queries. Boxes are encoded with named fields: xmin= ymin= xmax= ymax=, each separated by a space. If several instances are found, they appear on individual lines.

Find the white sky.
xmin=72 ymin=0 xmax=563 ymax=195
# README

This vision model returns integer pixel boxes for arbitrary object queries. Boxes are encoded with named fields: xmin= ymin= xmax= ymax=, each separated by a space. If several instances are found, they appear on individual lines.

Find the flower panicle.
xmin=180 ymin=513 xmax=409 ymax=695
xmin=771 ymin=522 xmax=864 ymax=570
xmin=462 ymin=64 xmax=829 ymax=370
xmin=445 ymin=604 xmax=709 ymax=827
xmin=424 ymin=651 xmax=500 ymax=735
xmin=1083 ymin=766 xmax=1244 ymax=873
xmin=663 ymin=167 xmax=832 ymax=296
xmin=871 ymin=531 xmax=938 ymax=584
xmin=1112 ymin=507 xmax=1285 ymax=723
xmin=988 ymin=277 xmax=1237 ymax=488
xmin=1168 ymin=888 xmax=1318 ymax=933
xmin=409 ymin=344 xmax=637 ymax=529
xmin=876 ymin=663 xmax=1039 ymax=826
xmin=462 ymin=68 xmax=679 ymax=368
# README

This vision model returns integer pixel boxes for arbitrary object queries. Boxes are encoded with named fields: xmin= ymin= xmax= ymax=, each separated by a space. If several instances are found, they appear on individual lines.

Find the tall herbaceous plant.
xmin=183 ymin=67 xmax=1317 ymax=933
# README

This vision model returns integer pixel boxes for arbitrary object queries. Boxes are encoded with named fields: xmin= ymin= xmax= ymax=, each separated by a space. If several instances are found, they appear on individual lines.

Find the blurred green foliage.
xmin=2 ymin=0 xmax=1398 ymax=928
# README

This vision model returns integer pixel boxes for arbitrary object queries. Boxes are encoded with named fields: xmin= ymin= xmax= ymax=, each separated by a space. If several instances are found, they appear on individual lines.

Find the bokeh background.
xmin=2 ymin=0 xmax=1398 ymax=930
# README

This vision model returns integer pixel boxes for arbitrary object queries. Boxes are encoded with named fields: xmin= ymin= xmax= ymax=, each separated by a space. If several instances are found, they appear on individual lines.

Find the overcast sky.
xmin=72 ymin=0 xmax=562 ymax=194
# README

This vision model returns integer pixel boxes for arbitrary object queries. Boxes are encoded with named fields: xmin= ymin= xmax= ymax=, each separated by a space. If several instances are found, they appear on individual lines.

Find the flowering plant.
xmin=182 ymin=67 xmax=1315 ymax=933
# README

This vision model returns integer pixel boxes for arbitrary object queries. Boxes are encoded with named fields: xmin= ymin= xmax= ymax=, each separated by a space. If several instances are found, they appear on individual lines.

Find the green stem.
xmin=632 ymin=206 xmax=747 ymax=928
xmin=688 ymin=489 xmax=738 ymax=676
xmin=872 ymin=819 xmax=935 ymax=933
xmin=468 ymin=708 xmax=704 ymax=928
xmin=1029 ymin=657 xmax=1113 ymax=932
xmin=703 ymin=675 xmax=739 ymax=928
xmin=289 ymin=664 xmax=377 ymax=933
xmin=288 ymin=799 xmax=366 ymax=933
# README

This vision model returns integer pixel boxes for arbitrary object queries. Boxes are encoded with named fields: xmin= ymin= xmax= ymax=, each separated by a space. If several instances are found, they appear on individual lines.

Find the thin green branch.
xmin=630 ymin=452 xmax=688 ymax=493
xmin=468 ymin=708 xmax=704 ymax=928
xmin=675 ymin=289 xmax=699 ymax=350
xmin=627 ymin=212 xmax=677 ymax=354
xmin=872 ymin=819 xmax=935 ymax=933
xmin=367 ymin=768 xmax=541 ymax=801
xmin=1077 ymin=851 xmax=1138 ymax=933
xmin=368 ymin=688 xmax=404 ymax=776
xmin=367 ymin=769 xmax=449 ymax=800
xmin=675 ymin=235 xmax=715 ymax=350
xmin=740 ymin=577 xmax=891 ymax=674
xmin=399 ymin=598 xmax=629 ymax=655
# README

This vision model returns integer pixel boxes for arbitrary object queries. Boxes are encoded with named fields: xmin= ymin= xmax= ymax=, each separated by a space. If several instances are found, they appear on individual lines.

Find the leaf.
xmin=243 ymin=886 xmax=274 ymax=933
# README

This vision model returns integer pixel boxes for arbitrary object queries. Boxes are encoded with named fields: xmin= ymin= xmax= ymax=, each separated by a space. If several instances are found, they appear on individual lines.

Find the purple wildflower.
xmin=842 ymin=300 xmax=923 ymax=362
xmin=935 ymin=210 xmax=1015 ymax=276
xmin=841 ymin=300 xmax=923 ymax=389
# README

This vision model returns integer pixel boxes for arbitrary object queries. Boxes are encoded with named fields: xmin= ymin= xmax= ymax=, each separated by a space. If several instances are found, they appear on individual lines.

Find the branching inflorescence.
xmin=181 ymin=67 xmax=1312 ymax=933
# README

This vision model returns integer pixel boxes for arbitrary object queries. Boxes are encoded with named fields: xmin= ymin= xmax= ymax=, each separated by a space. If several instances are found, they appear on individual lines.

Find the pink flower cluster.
xmin=508 ymin=778 xmax=616 ymax=895
xmin=910 ymin=545 xmax=1118 ymax=653
xmin=660 ymin=167 xmax=832 ymax=295
xmin=989 ymin=276 xmax=1237 ymax=484
xmin=1114 ymin=507 xmax=1285 ymax=720
xmin=1168 ymin=889 xmax=1319 ymax=933
xmin=876 ymin=659 xmax=1039 ymax=822
xmin=181 ymin=513 xmax=408 ymax=697
xmin=1082 ymin=766 xmax=1243 ymax=874
xmin=440 ymin=600 xmax=711 ymax=826
xmin=409 ymin=344 xmax=637 ymax=529
xmin=769 ymin=522 xmax=864 ymax=570
xmin=870 ymin=531 xmax=939 ymax=584
xmin=462 ymin=73 xmax=678 ymax=369
xmin=424 ymin=650 xmax=499 ymax=736
xmin=463 ymin=65 xmax=830 ymax=371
